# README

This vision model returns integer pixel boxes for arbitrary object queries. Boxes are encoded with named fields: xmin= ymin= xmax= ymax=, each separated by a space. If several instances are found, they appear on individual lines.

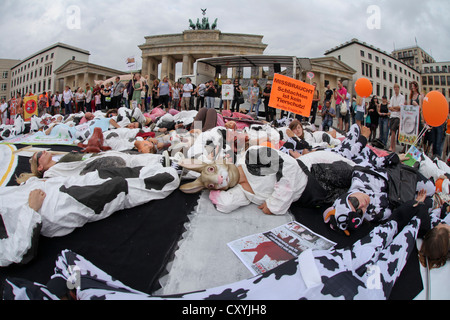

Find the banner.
xmin=399 ymin=104 xmax=420 ymax=145
xmin=23 ymin=95 xmax=38 ymax=121
xmin=269 ymin=73 xmax=315 ymax=117
xmin=126 ymin=56 xmax=136 ymax=71
xmin=222 ymin=84 xmax=234 ymax=100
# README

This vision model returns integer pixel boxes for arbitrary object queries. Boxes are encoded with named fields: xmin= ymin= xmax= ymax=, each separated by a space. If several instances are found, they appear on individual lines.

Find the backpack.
xmin=353 ymin=164 xmax=418 ymax=208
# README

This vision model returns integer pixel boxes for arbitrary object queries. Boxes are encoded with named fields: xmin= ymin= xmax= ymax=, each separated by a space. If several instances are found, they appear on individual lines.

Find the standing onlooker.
xmin=180 ymin=77 xmax=193 ymax=111
xmin=324 ymin=84 xmax=333 ymax=104
xmin=75 ymin=88 xmax=86 ymax=113
xmin=0 ymin=99 xmax=7 ymax=124
xmin=85 ymin=85 xmax=93 ymax=112
xmin=112 ymin=77 xmax=125 ymax=110
xmin=231 ymin=78 xmax=243 ymax=113
xmin=131 ymin=74 xmax=143 ymax=110
xmin=355 ymin=96 xmax=365 ymax=128
xmin=152 ymin=79 xmax=160 ymax=108
xmin=263 ymin=81 xmax=274 ymax=122
xmin=367 ymin=96 xmax=380 ymax=142
xmin=204 ymin=80 xmax=217 ymax=109
xmin=377 ymin=95 xmax=390 ymax=146
xmin=350 ymin=95 xmax=357 ymax=125
xmin=310 ymin=82 xmax=320 ymax=125
xmin=388 ymin=83 xmax=404 ymax=153
xmin=38 ymin=91 xmax=49 ymax=116
xmin=94 ymin=91 xmax=102 ymax=112
xmin=63 ymin=86 xmax=73 ymax=115
xmin=102 ymin=83 xmax=112 ymax=111
xmin=333 ymin=80 xmax=347 ymax=132
xmin=157 ymin=76 xmax=172 ymax=111
xmin=248 ymin=78 xmax=262 ymax=117
xmin=194 ymin=81 xmax=206 ymax=110
xmin=171 ymin=82 xmax=181 ymax=110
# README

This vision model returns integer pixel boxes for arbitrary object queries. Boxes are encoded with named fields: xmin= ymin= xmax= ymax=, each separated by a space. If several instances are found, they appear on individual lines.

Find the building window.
xmin=376 ymin=83 xmax=380 ymax=96
xmin=424 ymin=67 xmax=429 ymax=73
xmin=428 ymin=76 xmax=433 ymax=85
xmin=441 ymin=76 xmax=446 ymax=86
xmin=2 ymin=71 xmax=8 ymax=79
xmin=51 ymin=53 xmax=54 ymax=59
xmin=443 ymin=88 xmax=446 ymax=97
xmin=360 ymin=50 xmax=365 ymax=57
xmin=368 ymin=53 xmax=372 ymax=60
xmin=395 ymin=75 xmax=398 ymax=84
xmin=1 ymin=83 xmax=7 ymax=91
xmin=389 ymin=73 xmax=393 ymax=82
xmin=423 ymin=76 xmax=427 ymax=86
xmin=388 ymin=61 xmax=392 ymax=68
xmin=447 ymin=76 xmax=450 ymax=85
xmin=434 ymin=76 xmax=440 ymax=86
xmin=376 ymin=68 xmax=380 ymax=78
xmin=375 ymin=56 xmax=379 ymax=63
xmin=383 ymin=71 xmax=387 ymax=80
xmin=394 ymin=64 xmax=397 ymax=70
xmin=443 ymin=66 xmax=448 ymax=73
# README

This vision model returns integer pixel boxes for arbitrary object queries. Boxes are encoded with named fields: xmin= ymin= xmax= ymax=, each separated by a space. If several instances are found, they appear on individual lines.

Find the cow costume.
xmin=323 ymin=124 xmax=436 ymax=235
xmin=2 ymin=206 xmax=430 ymax=300
xmin=0 ymin=159 xmax=180 ymax=267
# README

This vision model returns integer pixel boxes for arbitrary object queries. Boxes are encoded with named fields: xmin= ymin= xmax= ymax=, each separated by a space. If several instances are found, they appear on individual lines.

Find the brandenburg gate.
xmin=138 ymin=10 xmax=267 ymax=81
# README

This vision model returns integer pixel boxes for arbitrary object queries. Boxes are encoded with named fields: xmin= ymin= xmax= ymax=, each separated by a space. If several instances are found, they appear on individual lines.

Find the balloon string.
xmin=405 ymin=124 xmax=430 ymax=155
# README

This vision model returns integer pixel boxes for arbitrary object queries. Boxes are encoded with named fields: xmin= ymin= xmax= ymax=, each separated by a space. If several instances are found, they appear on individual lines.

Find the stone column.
xmin=182 ymin=54 xmax=194 ymax=75
xmin=161 ymin=55 xmax=169 ymax=79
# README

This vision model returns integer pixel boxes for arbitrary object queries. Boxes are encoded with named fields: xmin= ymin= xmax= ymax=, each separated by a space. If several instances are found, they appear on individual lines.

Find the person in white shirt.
xmin=388 ymin=83 xmax=405 ymax=153
xmin=62 ymin=86 xmax=74 ymax=116
xmin=0 ymin=99 xmax=8 ymax=124
xmin=180 ymin=77 xmax=193 ymax=111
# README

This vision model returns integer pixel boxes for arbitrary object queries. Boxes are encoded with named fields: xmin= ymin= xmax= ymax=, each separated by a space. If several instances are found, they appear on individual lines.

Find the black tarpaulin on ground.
xmin=0 ymin=143 xmax=422 ymax=300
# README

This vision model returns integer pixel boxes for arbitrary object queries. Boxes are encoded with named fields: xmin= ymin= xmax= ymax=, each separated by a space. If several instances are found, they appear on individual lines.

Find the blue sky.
xmin=1 ymin=0 xmax=448 ymax=74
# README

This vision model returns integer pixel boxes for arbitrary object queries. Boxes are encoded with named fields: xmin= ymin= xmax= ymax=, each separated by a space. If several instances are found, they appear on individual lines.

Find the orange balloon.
xmin=423 ymin=91 xmax=449 ymax=127
xmin=354 ymin=78 xmax=373 ymax=98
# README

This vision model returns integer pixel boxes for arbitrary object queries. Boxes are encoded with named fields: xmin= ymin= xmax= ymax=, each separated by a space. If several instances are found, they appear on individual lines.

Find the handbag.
xmin=237 ymin=94 xmax=245 ymax=104
xmin=340 ymin=101 xmax=348 ymax=116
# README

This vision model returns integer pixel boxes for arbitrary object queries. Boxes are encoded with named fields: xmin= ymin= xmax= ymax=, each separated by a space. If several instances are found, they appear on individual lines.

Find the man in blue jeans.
xmin=321 ymin=100 xmax=336 ymax=131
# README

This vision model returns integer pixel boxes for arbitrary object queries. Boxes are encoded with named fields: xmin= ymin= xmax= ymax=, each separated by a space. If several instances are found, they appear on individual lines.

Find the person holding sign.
xmin=222 ymin=79 xmax=233 ymax=111
xmin=388 ymin=84 xmax=405 ymax=152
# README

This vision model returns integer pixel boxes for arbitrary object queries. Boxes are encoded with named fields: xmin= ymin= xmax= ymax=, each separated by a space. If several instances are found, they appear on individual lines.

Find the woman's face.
xmin=34 ymin=150 xmax=53 ymax=172
xmin=293 ymin=124 xmax=303 ymax=137
xmin=348 ymin=192 xmax=371 ymax=214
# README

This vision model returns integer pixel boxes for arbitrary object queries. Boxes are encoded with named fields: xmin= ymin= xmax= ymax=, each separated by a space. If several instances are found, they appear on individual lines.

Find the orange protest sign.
xmin=269 ymin=74 xmax=315 ymax=117
xmin=23 ymin=95 xmax=38 ymax=121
